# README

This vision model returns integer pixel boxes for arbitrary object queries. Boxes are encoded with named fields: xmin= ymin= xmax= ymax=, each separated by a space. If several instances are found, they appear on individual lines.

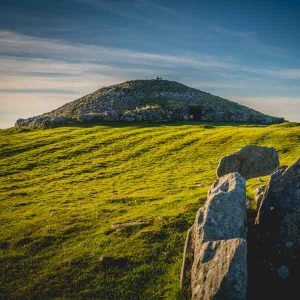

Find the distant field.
xmin=1 ymin=121 xmax=299 ymax=299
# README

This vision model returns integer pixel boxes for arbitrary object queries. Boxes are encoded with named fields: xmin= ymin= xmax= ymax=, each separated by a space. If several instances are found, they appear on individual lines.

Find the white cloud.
xmin=0 ymin=31 xmax=233 ymax=70
xmin=0 ymin=30 xmax=299 ymax=128
xmin=261 ymin=68 xmax=300 ymax=80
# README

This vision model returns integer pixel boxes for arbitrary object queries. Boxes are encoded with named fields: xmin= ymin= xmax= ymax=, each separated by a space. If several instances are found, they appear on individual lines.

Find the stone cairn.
xmin=180 ymin=144 xmax=300 ymax=300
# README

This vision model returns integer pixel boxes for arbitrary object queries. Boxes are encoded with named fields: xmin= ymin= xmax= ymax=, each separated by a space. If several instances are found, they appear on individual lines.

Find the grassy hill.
xmin=1 ymin=121 xmax=299 ymax=299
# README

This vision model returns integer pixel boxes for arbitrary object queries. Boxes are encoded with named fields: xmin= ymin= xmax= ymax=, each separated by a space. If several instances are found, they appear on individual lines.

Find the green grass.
xmin=0 ymin=121 xmax=299 ymax=299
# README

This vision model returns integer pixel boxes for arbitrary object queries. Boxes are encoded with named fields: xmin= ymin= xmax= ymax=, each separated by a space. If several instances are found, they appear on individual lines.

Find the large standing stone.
xmin=192 ymin=238 xmax=247 ymax=300
xmin=256 ymin=159 xmax=300 ymax=248
xmin=250 ymin=159 xmax=300 ymax=298
xmin=217 ymin=145 xmax=279 ymax=179
xmin=181 ymin=172 xmax=247 ymax=300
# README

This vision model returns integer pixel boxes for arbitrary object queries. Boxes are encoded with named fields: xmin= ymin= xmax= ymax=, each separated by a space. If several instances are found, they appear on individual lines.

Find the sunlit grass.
xmin=0 ymin=121 xmax=299 ymax=299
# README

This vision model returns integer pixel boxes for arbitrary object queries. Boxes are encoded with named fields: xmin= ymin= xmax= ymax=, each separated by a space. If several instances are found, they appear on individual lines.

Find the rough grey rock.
xmin=251 ymin=159 xmax=300 ymax=297
xmin=15 ymin=115 xmax=73 ymax=128
xmin=15 ymin=79 xmax=284 ymax=128
xmin=256 ymin=159 xmax=300 ymax=249
xmin=196 ymin=172 xmax=247 ymax=242
xmin=181 ymin=172 xmax=247 ymax=300
xmin=78 ymin=112 xmax=108 ymax=122
xmin=192 ymin=238 xmax=247 ymax=300
xmin=217 ymin=145 xmax=279 ymax=179
xmin=254 ymin=185 xmax=267 ymax=210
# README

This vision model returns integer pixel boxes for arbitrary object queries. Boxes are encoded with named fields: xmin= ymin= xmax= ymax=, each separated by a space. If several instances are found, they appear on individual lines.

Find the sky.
xmin=0 ymin=0 xmax=300 ymax=128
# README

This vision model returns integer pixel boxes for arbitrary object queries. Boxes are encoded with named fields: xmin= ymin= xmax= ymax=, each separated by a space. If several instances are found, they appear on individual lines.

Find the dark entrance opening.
xmin=189 ymin=106 xmax=203 ymax=121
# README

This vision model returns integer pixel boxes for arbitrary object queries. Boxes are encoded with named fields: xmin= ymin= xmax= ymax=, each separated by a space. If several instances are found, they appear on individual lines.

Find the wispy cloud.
xmin=0 ymin=31 xmax=233 ymax=70
xmin=0 ymin=30 xmax=299 ymax=127
xmin=261 ymin=68 xmax=300 ymax=80
xmin=3 ymin=30 xmax=299 ymax=80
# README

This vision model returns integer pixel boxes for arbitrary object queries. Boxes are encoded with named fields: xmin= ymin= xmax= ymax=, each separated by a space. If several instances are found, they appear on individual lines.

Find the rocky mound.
xmin=15 ymin=79 xmax=284 ymax=128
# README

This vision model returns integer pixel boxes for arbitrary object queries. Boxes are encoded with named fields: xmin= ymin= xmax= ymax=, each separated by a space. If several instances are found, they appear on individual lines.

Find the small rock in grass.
xmin=111 ymin=220 xmax=148 ymax=230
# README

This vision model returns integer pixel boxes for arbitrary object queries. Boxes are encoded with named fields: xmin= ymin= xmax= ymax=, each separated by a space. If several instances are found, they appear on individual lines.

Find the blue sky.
xmin=0 ymin=0 xmax=300 ymax=127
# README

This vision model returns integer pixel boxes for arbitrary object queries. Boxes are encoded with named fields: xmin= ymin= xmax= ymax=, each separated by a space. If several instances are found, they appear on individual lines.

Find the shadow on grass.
xmin=6 ymin=121 xmax=275 ymax=133
xmin=68 ymin=120 xmax=271 ymax=128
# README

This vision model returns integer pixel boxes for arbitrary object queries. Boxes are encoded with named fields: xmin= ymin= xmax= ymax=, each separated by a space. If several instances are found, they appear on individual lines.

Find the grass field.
xmin=1 ymin=121 xmax=300 ymax=299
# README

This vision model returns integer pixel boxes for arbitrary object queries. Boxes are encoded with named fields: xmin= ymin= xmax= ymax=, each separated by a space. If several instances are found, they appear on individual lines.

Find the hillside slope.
xmin=1 ymin=122 xmax=299 ymax=299
xmin=15 ymin=80 xmax=284 ymax=128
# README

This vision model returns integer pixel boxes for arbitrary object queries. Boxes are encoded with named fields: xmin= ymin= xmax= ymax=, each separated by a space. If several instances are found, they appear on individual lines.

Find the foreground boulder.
xmin=181 ymin=172 xmax=247 ymax=299
xmin=248 ymin=159 xmax=300 ymax=299
xmin=192 ymin=238 xmax=247 ymax=300
xmin=217 ymin=145 xmax=279 ymax=179
xmin=256 ymin=160 xmax=300 ymax=248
